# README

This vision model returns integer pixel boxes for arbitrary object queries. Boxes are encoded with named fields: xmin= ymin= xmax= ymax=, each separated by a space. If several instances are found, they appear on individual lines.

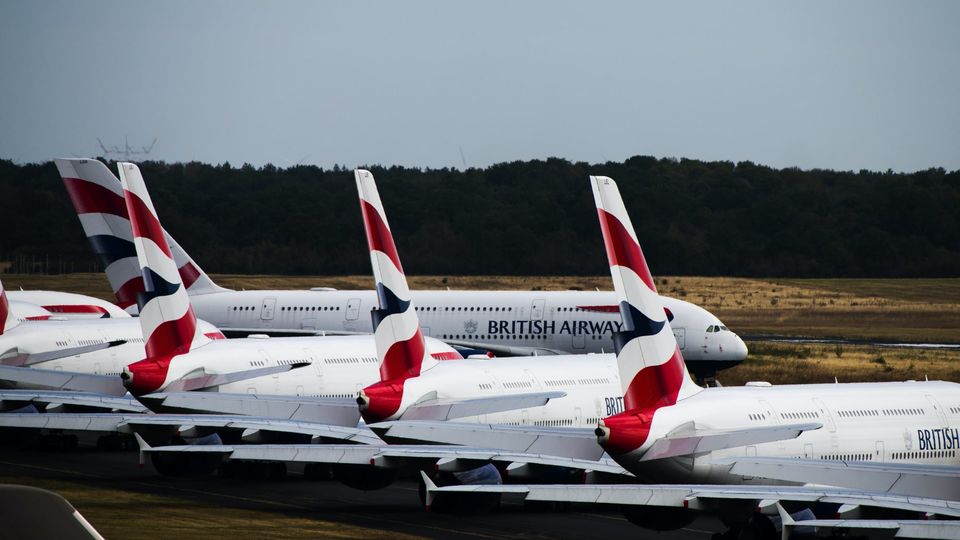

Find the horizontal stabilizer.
xmin=140 ymin=392 xmax=359 ymax=425
xmin=641 ymin=422 xmax=821 ymax=461
xmin=719 ymin=456 xmax=960 ymax=500
xmin=1 ymin=340 xmax=126 ymax=367
xmin=372 ymin=420 xmax=602 ymax=460
xmin=400 ymin=391 xmax=565 ymax=421
xmin=0 ymin=365 xmax=126 ymax=396
xmin=164 ymin=362 xmax=311 ymax=392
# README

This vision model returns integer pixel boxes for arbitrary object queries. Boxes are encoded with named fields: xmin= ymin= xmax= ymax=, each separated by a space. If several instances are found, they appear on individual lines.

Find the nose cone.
xmin=730 ymin=334 xmax=749 ymax=361
xmin=121 ymin=357 xmax=169 ymax=396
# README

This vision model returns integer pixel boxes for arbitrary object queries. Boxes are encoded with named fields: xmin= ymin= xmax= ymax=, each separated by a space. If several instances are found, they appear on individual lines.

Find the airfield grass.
xmin=722 ymin=342 xmax=960 ymax=386
xmin=0 ymin=473 xmax=419 ymax=540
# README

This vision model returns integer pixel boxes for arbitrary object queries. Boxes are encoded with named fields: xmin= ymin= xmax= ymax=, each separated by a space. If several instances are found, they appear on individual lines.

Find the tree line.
xmin=1 ymin=157 xmax=958 ymax=277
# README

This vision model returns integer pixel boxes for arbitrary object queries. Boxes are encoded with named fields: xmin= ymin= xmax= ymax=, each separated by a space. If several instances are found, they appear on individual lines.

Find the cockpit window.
xmin=706 ymin=325 xmax=716 ymax=333
xmin=720 ymin=325 xmax=728 ymax=331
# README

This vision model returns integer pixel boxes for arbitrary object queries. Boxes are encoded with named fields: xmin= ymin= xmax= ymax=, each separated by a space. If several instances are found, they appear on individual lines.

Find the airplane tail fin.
xmin=117 ymin=162 xmax=210 ymax=359
xmin=0 ymin=279 xmax=18 ymax=335
xmin=590 ymin=175 xmax=701 ymax=412
xmin=355 ymin=169 xmax=435 ymax=381
xmin=55 ymin=158 xmax=226 ymax=313
xmin=354 ymin=169 xmax=435 ymax=423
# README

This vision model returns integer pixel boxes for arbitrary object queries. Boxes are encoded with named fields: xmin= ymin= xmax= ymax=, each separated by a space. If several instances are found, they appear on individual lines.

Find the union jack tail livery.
xmin=118 ymin=162 xmax=210 ymax=395
xmin=590 ymin=175 xmax=701 ymax=455
xmin=55 ymin=158 xmax=224 ymax=314
xmin=354 ymin=169 xmax=438 ymax=423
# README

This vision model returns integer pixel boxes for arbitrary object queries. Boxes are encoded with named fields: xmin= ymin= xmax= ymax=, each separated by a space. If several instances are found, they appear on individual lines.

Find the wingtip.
xmin=419 ymin=470 xmax=437 ymax=511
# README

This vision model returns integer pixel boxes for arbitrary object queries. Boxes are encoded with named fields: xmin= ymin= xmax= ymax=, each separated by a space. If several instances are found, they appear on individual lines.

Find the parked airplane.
xmin=423 ymin=175 xmax=960 ymax=536
xmin=116 ymin=162 xmax=467 ymax=419
xmin=56 ymin=158 xmax=746 ymax=380
xmin=132 ymin=171 xmax=960 ymax=537
xmin=0 ymin=277 xmax=222 ymax=394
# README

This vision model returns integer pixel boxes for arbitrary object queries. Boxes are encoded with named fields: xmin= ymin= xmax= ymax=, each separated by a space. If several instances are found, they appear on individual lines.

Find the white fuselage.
xmin=147 ymin=335 xmax=461 ymax=398
xmin=392 ymin=352 xmax=624 ymax=427
xmin=624 ymin=381 xmax=960 ymax=484
xmin=0 ymin=317 xmax=220 ymax=381
xmin=190 ymin=289 xmax=747 ymax=372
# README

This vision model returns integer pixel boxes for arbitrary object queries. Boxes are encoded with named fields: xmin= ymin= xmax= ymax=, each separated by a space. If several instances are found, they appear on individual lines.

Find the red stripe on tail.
xmin=597 ymin=209 xmax=657 ymax=291
xmin=360 ymin=200 xmax=404 ymax=273
xmin=124 ymin=191 xmax=171 ymax=257
xmin=63 ymin=178 xmax=128 ymax=218
xmin=145 ymin=308 xmax=199 ymax=358
xmin=380 ymin=328 xmax=426 ymax=381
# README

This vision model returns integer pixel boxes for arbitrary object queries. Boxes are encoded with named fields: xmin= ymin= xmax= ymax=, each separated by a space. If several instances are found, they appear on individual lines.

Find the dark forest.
xmin=2 ymin=157 xmax=958 ymax=277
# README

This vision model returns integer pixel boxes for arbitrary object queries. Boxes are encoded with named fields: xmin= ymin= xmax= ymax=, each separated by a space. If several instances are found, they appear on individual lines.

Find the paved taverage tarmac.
xmin=0 ymin=446 xmax=724 ymax=539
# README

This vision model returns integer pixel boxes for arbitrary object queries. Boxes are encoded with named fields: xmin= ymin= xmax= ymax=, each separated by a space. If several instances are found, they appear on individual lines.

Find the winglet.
xmin=133 ymin=432 xmax=150 ymax=467
xmin=419 ymin=470 xmax=437 ymax=511
xmin=776 ymin=503 xmax=794 ymax=540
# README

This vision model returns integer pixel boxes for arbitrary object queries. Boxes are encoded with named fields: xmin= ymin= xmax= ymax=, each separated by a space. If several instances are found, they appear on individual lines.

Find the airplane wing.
xmin=1 ymin=340 xmax=126 ymax=367
xmin=0 ymin=413 xmax=381 ymax=445
xmin=138 ymin=392 xmax=359 ymax=425
xmin=136 ymin=440 xmax=632 ymax=476
xmin=717 ymin=456 xmax=960 ymax=500
xmin=0 ymin=390 xmax=146 ymax=413
xmin=399 ymin=391 xmax=566 ymax=421
xmin=162 ymin=362 xmax=311 ymax=392
xmin=0 ymin=485 xmax=105 ymax=540
xmin=0 ymin=365 xmax=126 ymax=395
xmin=371 ymin=420 xmax=603 ymax=460
xmin=641 ymin=422 xmax=822 ymax=461
xmin=420 ymin=476 xmax=960 ymax=519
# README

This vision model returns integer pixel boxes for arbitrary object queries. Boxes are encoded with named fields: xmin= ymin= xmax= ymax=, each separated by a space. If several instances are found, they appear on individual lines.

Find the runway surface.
xmin=0 ymin=445 xmax=724 ymax=539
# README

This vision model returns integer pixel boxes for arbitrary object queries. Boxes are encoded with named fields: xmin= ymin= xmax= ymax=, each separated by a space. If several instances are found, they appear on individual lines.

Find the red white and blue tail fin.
xmin=0 ymin=279 xmax=18 ymax=335
xmin=117 ymin=162 xmax=209 ymax=358
xmin=54 ymin=158 xmax=225 ymax=313
xmin=355 ymin=169 xmax=436 ymax=381
xmin=590 ymin=175 xmax=701 ymax=412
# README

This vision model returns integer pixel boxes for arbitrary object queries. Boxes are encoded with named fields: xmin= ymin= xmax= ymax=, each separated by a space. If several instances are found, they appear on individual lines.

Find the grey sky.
xmin=1 ymin=1 xmax=958 ymax=172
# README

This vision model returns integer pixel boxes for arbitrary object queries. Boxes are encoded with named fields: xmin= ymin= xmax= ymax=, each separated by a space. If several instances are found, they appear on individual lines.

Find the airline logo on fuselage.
xmin=487 ymin=319 xmax=623 ymax=336
xmin=918 ymin=427 xmax=960 ymax=450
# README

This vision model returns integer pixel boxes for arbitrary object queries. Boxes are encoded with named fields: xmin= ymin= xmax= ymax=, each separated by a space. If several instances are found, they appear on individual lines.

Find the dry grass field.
xmin=4 ymin=273 xmax=958 ymax=383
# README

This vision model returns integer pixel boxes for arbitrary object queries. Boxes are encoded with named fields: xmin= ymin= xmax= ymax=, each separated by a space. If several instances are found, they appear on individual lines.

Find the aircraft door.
xmin=875 ymin=441 xmax=885 ymax=462
xmin=260 ymin=297 xmax=276 ymax=320
xmin=925 ymin=394 xmax=948 ymax=425
xmin=345 ymin=298 xmax=361 ymax=321
xmin=803 ymin=443 xmax=813 ymax=459
xmin=530 ymin=299 xmax=545 ymax=321
xmin=572 ymin=334 xmax=585 ymax=350
xmin=813 ymin=398 xmax=837 ymax=432
xmin=574 ymin=407 xmax=582 ymax=426
xmin=420 ymin=327 xmax=431 ymax=337
xmin=672 ymin=328 xmax=686 ymax=351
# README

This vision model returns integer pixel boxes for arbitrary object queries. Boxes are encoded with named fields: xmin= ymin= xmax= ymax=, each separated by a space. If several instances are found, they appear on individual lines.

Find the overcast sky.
xmin=1 ymin=1 xmax=958 ymax=172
